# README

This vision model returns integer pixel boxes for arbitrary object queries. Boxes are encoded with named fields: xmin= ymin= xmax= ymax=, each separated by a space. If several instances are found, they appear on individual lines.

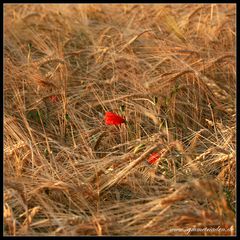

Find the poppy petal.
xmin=105 ymin=112 xmax=125 ymax=125
xmin=147 ymin=152 xmax=160 ymax=165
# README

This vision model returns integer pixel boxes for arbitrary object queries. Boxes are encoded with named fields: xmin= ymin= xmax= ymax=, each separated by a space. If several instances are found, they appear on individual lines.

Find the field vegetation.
xmin=4 ymin=4 xmax=236 ymax=236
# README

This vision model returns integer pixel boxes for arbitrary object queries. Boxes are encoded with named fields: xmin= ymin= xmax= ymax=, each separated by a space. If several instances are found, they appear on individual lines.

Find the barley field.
xmin=4 ymin=4 xmax=236 ymax=236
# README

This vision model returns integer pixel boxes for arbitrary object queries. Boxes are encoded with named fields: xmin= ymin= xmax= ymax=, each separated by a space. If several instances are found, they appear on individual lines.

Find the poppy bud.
xmin=49 ymin=95 xmax=58 ymax=103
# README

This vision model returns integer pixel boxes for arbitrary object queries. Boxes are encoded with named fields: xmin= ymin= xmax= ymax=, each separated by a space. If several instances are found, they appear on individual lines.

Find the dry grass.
xmin=4 ymin=4 xmax=236 ymax=236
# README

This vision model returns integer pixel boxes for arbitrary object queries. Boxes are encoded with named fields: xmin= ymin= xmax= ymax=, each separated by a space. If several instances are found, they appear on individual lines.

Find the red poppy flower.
xmin=104 ymin=111 xmax=125 ymax=125
xmin=147 ymin=152 xmax=160 ymax=165
xmin=49 ymin=95 xmax=58 ymax=103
